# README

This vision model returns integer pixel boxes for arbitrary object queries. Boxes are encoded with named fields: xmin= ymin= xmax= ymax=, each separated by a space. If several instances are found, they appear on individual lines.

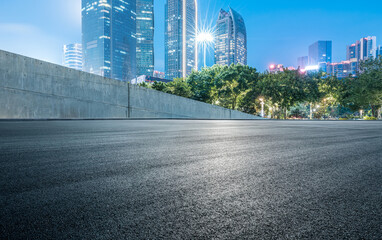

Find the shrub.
xmin=364 ymin=116 xmax=377 ymax=121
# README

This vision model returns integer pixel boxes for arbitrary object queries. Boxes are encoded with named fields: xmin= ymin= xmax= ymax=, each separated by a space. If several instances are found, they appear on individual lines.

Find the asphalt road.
xmin=1 ymin=120 xmax=382 ymax=239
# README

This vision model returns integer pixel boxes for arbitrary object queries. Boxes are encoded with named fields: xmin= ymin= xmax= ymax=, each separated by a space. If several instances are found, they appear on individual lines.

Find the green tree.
xmin=259 ymin=69 xmax=307 ymax=119
xmin=164 ymin=78 xmax=193 ymax=98
xmin=215 ymin=64 xmax=259 ymax=110
xmin=339 ymin=57 xmax=382 ymax=118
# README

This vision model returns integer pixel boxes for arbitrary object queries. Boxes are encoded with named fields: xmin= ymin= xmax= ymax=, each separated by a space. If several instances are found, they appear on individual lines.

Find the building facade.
xmin=347 ymin=36 xmax=377 ymax=62
xmin=377 ymin=45 xmax=382 ymax=58
xmin=297 ymin=56 xmax=308 ymax=70
xmin=165 ymin=0 xmax=198 ymax=80
xmin=308 ymin=41 xmax=332 ymax=72
xmin=82 ymin=0 xmax=136 ymax=81
xmin=136 ymin=0 xmax=154 ymax=77
xmin=63 ymin=43 xmax=83 ymax=71
xmin=215 ymin=8 xmax=247 ymax=66
xmin=326 ymin=61 xmax=357 ymax=79
xmin=153 ymin=70 xmax=166 ymax=79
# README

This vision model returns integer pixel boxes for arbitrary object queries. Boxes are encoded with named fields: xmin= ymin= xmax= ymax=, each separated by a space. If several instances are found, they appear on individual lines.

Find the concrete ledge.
xmin=0 ymin=50 xmax=261 ymax=120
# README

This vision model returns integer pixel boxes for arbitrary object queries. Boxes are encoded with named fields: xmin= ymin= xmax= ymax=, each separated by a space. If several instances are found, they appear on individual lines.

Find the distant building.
xmin=63 ymin=43 xmax=83 ymax=71
xmin=82 ymin=0 xmax=136 ymax=81
xmin=215 ymin=8 xmax=247 ymax=66
xmin=327 ymin=59 xmax=358 ymax=78
xmin=297 ymin=56 xmax=308 ymax=69
xmin=153 ymin=70 xmax=165 ymax=79
xmin=136 ymin=0 xmax=154 ymax=77
xmin=131 ymin=75 xmax=173 ymax=85
xmin=376 ymin=45 xmax=382 ymax=58
xmin=308 ymin=41 xmax=332 ymax=72
xmin=347 ymin=36 xmax=377 ymax=61
xmin=165 ymin=0 xmax=198 ymax=80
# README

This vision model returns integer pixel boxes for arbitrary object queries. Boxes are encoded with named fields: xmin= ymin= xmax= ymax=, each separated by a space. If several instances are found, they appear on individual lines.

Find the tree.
xmin=339 ymin=57 xmax=382 ymax=118
xmin=186 ymin=65 xmax=223 ymax=104
xmin=258 ymin=69 xmax=307 ymax=119
xmin=151 ymin=81 xmax=167 ymax=92
xmin=164 ymin=78 xmax=193 ymax=98
xmin=215 ymin=64 xmax=259 ymax=110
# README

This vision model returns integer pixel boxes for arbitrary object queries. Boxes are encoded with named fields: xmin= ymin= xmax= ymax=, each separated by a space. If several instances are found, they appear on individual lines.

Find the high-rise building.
xmin=82 ymin=0 xmax=136 ymax=81
xmin=215 ymin=8 xmax=247 ymax=66
xmin=136 ymin=0 xmax=154 ymax=77
xmin=377 ymin=45 xmax=382 ymax=58
xmin=347 ymin=36 xmax=377 ymax=62
xmin=308 ymin=41 xmax=332 ymax=72
xmin=165 ymin=0 xmax=198 ymax=80
xmin=63 ymin=43 xmax=83 ymax=71
xmin=297 ymin=56 xmax=308 ymax=70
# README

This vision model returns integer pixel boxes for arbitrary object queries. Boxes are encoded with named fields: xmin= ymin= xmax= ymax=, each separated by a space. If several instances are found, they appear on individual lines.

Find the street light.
xmin=196 ymin=32 xmax=214 ymax=68
xmin=259 ymin=98 xmax=265 ymax=118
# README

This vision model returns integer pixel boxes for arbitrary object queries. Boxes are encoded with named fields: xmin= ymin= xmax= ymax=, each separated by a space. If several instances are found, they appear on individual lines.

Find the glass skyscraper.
xmin=136 ymin=0 xmax=154 ymax=77
xmin=215 ymin=8 xmax=247 ymax=66
xmin=82 ymin=0 xmax=136 ymax=81
xmin=63 ymin=43 xmax=83 ymax=71
xmin=297 ymin=56 xmax=308 ymax=69
xmin=346 ymin=36 xmax=377 ymax=62
xmin=165 ymin=0 xmax=198 ymax=80
xmin=308 ymin=41 xmax=332 ymax=72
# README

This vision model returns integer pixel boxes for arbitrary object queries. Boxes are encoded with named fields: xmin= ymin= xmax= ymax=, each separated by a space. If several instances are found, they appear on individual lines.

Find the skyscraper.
xmin=308 ymin=41 xmax=332 ymax=72
xmin=346 ymin=36 xmax=377 ymax=61
xmin=165 ymin=0 xmax=198 ymax=80
xmin=63 ymin=43 xmax=83 ymax=71
xmin=215 ymin=8 xmax=247 ymax=66
xmin=82 ymin=0 xmax=136 ymax=81
xmin=136 ymin=0 xmax=154 ymax=77
xmin=377 ymin=45 xmax=382 ymax=58
xmin=297 ymin=56 xmax=308 ymax=69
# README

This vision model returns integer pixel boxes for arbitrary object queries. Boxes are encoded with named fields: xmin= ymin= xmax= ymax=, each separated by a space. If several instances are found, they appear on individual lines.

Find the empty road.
xmin=1 ymin=120 xmax=382 ymax=239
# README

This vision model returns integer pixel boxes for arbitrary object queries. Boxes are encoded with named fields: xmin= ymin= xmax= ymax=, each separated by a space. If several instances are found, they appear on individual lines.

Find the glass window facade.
xmin=63 ymin=43 xmax=83 ymax=71
xmin=308 ymin=41 xmax=332 ymax=72
xmin=136 ymin=0 xmax=154 ymax=76
xmin=165 ymin=0 xmax=197 ymax=80
xmin=82 ymin=0 xmax=136 ymax=81
xmin=214 ymin=8 xmax=247 ymax=66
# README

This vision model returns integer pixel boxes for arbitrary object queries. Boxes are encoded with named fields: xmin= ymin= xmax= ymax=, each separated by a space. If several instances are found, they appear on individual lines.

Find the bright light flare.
xmin=305 ymin=65 xmax=319 ymax=71
xmin=196 ymin=32 xmax=214 ymax=43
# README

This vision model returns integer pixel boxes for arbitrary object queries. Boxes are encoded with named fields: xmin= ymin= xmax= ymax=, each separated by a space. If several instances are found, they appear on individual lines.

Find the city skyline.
xmin=1 ymin=0 xmax=382 ymax=72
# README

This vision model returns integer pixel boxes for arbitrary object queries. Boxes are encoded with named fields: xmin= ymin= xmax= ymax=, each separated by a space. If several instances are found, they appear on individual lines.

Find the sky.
xmin=0 ymin=0 xmax=381 ymax=72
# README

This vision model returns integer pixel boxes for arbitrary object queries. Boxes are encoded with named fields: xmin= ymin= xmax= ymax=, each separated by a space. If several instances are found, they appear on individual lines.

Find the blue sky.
xmin=0 ymin=0 xmax=381 ymax=71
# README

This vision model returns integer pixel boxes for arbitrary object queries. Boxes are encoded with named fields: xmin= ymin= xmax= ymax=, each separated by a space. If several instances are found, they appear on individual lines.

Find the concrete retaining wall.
xmin=0 ymin=50 xmax=260 ymax=120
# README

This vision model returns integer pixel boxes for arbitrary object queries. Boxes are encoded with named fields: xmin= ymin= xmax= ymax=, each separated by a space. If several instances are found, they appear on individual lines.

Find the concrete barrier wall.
xmin=0 ymin=50 xmax=260 ymax=120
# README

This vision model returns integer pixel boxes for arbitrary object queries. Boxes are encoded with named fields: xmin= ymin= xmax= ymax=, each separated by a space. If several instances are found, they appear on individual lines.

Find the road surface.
xmin=1 ymin=120 xmax=381 ymax=239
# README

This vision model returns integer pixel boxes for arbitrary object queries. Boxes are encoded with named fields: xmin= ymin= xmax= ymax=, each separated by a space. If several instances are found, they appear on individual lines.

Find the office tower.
xmin=82 ymin=0 xmax=136 ymax=81
xmin=136 ymin=0 xmax=154 ymax=76
xmin=347 ymin=36 xmax=377 ymax=61
xmin=308 ymin=41 xmax=332 ymax=72
xmin=346 ymin=43 xmax=358 ymax=61
xmin=377 ymin=46 xmax=382 ymax=58
xmin=362 ymin=36 xmax=377 ymax=59
xmin=297 ymin=56 xmax=308 ymax=69
xmin=215 ymin=8 xmax=247 ymax=66
xmin=63 ymin=43 xmax=83 ymax=71
xmin=165 ymin=0 xmax=198 ymax=80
